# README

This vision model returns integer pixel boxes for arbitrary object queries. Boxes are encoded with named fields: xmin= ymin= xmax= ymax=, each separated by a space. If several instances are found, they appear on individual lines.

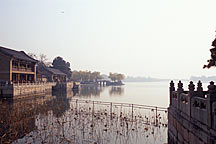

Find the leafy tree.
xmin=52 ymin=56 xmax=72 ymax=79
xmin=71 ymin=71 xmax=81 ymax=81
xmin=109 ymin=73 xmax=116 ymax=82
xmin=92 ymin=71 xmax=103 ymax=81
xmin=109 ymin=73 xmax=125 ymax=82
xmin=71 ymin=70 xmax=103 ymax=82
xmin=204 ymin=37 xmax=216 ymax=69
xmin=117 ymin=73 xmax=125 ymax=81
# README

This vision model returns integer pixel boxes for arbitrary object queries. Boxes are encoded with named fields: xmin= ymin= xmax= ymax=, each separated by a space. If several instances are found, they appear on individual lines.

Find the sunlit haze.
xmin=1 ymin=0 xmax=216 ymax=79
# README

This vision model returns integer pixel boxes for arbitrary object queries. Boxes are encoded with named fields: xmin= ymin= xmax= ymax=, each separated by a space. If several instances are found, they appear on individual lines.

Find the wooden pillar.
xmin=34 ymin=64 xmax=36 ymax=82
xmin=9 ymin=59 xmax=13 ymax=81
xmin=18 ymin=74 xmax=20 ymax=82
xmin=18 ymin=61 xmax=20 ymax=70
xmin=26 ymin=74 xmax=28 ymax=82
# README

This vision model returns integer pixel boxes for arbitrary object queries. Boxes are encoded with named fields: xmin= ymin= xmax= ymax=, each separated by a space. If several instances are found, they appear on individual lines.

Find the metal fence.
xmin=2 ymin=97 xmax=168 ymax=144
xmin=70 ymin=99 xmax=168 ymax=127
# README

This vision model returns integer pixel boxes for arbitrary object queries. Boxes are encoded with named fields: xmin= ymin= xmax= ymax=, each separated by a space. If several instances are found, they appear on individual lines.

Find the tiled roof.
xmin=0 ymin=46 xmax=38 ymax=63
xmin=46 ymin=67 xmax=66 ymax=76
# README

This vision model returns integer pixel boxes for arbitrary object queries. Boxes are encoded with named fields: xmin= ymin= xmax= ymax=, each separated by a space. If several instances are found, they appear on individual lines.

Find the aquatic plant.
xmin=0 ymin=97 xmax=168 ymax=144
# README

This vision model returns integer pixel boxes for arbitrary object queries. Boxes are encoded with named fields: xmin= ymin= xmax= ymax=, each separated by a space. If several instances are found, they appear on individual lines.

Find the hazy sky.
xmin=1 ymin=0 xmax=216 ymax=79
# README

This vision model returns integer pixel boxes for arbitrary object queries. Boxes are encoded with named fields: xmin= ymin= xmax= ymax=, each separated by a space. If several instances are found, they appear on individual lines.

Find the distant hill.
xmin=190 ymin=76 xmax=216 ymax=82
xmin=124 ymin=76 xmax=170 ymax=82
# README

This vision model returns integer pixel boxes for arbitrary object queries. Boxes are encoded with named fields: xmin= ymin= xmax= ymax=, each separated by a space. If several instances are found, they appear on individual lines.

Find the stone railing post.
xmin=188 ymin=81 xmax=195 ymax=94
xmin=197 ymin=81 xmax=203 ymax=97
xmin=212 ymin=102 xmax=216 ymax=130
xmin=177 ymin=81 xmax=183 ymax=110
xmin=169 ymin=81 xmax=175 ymax=106
xmin=188 ymin=81 xmax=195 ymax=117
xmin=207 ymin=81 xmax=216 ymax=129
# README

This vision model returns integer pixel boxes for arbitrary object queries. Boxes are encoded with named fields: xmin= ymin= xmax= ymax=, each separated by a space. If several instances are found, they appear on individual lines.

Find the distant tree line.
xmin=108 ymin=73 xmax=125 ymax=82
xmin=71 ymin=71 xmax=103 ymax=82
xmin=28 ymin=53 xmax=125 ymax=82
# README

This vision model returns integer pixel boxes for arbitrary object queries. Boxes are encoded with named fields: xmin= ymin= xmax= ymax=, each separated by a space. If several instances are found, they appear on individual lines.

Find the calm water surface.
xmin=0 ymin=82 xmax=171 ymax=143
xmin=76 ymin=82 xmax=170 ymax=107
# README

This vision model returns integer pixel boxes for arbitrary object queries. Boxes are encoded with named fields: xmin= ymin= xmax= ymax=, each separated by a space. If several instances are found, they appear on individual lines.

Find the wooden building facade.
xmin=0 ymin=46 xmax=38 ymax=83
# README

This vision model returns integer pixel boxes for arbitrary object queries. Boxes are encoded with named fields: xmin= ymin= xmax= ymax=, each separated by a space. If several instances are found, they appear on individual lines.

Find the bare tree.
xmin=39 ymin=54 xmax=52 ymax=66
xmin=28 ymin=53 xmax=51 ymax=66
xmin=28 ymin=53 xmax=38 ymax=60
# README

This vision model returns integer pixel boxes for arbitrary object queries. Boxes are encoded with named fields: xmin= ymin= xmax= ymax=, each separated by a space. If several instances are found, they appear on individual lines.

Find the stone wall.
xmin=168 ymin=81 xmax=216 ymax=144
xmin=13 ymin=82 xmax=56 ymax=99
xmin=52 ymin=82 xmax=74 ymax=92
xmin=0 ymin=82 xmax=80 ymax=99
xmin=0 ymin=82 xmax=56 ymax=99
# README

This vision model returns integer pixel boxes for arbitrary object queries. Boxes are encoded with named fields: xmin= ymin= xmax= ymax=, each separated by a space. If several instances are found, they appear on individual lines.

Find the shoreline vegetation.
xmin=28 ymin=53 xmax=125 ymax=86
xmin=71 ymin=71 xmax=125 ymax=86
xmin=30 ymin=54 xmax=213 ymax=84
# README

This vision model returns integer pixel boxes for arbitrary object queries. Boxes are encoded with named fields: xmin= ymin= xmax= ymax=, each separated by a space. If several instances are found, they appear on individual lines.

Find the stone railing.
xmin=169 ymin=81 xmax=216 ymax=143
xmin=169 ymin=80 xmax=216 ymax=130
xmin=12 ymin=67 xmax=34 ymax=72
xmin=13 ymin=82 xmax=56 ymax=87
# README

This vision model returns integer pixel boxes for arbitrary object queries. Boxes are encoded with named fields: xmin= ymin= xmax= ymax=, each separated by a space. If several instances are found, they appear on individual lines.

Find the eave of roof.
xmin=0 ymin=46 xmax=38 ymax=63
xmin=46 ymin=67 xmax=66 ymax=76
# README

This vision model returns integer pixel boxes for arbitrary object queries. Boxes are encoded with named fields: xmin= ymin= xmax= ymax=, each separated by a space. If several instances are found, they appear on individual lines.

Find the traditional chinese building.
xmin=37 ymin=62 xmax=66 ymax=82
xmin=0 ymin=46 xmax=38 ymax=83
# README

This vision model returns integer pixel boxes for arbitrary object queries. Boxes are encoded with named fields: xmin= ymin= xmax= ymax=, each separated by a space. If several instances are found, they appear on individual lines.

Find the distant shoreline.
xmin=124 ymin=76 xmax=190 ymax=83
xmin=124 ymin=77 xmax=170 ymax=83
xmin=124 ymin=80 xmax=169 ymax=82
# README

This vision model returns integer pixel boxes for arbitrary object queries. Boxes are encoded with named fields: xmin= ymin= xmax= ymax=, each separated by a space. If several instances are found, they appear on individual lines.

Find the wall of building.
xmin=168 ymin=81 xmax=216 ymax=144
xmin=0 ymin=53 xmax=11 ymax=81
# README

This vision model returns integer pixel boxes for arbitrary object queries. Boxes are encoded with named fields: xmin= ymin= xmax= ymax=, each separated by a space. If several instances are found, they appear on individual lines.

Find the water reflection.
xmin=0 ymin=93 xmax=167 ymax=144
xmin=0 ymin=99 xmax=35 ymax=143
xmin=0 ymin=95 xmax=70 ymax=143
xmin=77 ymin=85 xmax=124 ymax=98
xmin=0 ymin=82 xmax=169 ymax=143
xmin=109 ymin=86 xmax=124 ymax=96
xmin=78 ymin=85 xmax=104 ymax=98
xmin=52 ymin=89 xmax=80 ymax=97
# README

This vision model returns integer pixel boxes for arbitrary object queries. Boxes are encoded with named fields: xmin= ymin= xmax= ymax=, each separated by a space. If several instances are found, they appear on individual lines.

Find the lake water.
xmin=0 ymin=82 xmax=176 ymax=143
xmin=75 ymin=82 xmax=170 ymax=108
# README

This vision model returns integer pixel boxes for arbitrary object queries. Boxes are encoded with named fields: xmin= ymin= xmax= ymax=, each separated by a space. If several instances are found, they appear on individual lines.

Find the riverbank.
xmin=0 ymin=82 xmax=80 ymax=99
